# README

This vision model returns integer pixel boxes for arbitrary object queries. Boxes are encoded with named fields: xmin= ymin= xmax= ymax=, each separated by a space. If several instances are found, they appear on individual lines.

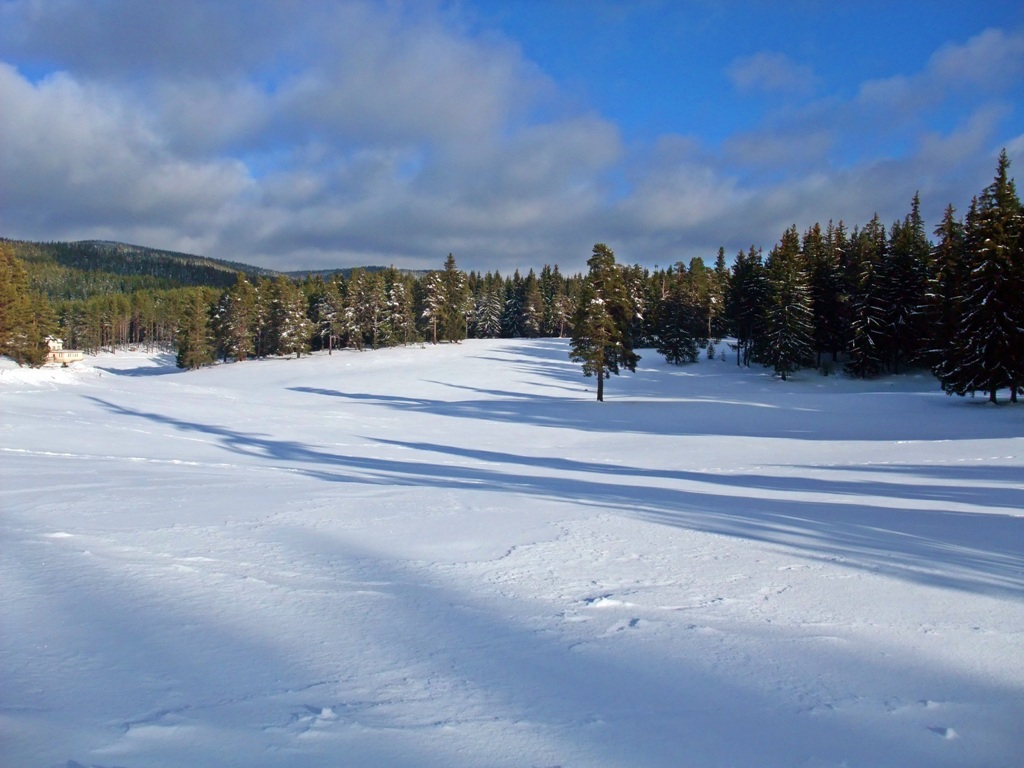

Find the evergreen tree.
xmin=538 ymin=264 xmax=566 ymax=337
xmin=569 ymin=244 xmax=639 ymax=401
xmin=421 ymin=270 xmax=445 ymax=344
xmin=759 ymin=226 xmax=814 ymax=380
xmin=521 ymin=270 xmax=544 ymax=337
xmin=846 ymin=217 xmax=889 ymax=377
xmin=727 ymin=246 xmax=767 ymax=366
xmin=1 ymin=244 xmax=52 ymax=365
xmin=382 ymin=268 xmax=417 ymax=346
xmin=440 ymin=254 xmax=470 ymax=342
xmin=344 ymin=269 xmax=388 ymax=349
xmin=924 ymin=204 xmax=967 ymax=373
xmin=502 ymin=270 xmax=525 ymax=337
xmin=710 ymin=246 xmax=731 ymax=338
xmin=175 ymin=288 xmax=215 ymax=369
xmin=622 ymin=263 xmax=652 ymax=347
xmin=653 ymin=263 xmax=700 ymax=365
xmin=473 ymin=272 xmax=504 ymax=338
xmin=937 ymin=150 xmax=1024 ymax=402
xmin=805 ymin=222 xmax=847 ymax=367
xmin=882 ymin=193 xmax=932 ymax=372
xmin=213 ymin=274 xmax=257 ymax=362
xmin=313 ymin=276 xmax=344 ymax=353
xmin=550 ymin=291 xmax=575 ymax=338
xmin=267 ymin=276 xmax=312 ymax=357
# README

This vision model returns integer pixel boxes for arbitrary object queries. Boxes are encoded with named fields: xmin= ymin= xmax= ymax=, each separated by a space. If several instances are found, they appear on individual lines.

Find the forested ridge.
xmin=2 ymin=152 xmax=1021 ymax=403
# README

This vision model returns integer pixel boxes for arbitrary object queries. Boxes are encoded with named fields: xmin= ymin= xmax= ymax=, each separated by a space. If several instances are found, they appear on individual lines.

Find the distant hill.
xmin=4 ymin=238 xmax=281 ymax=300
xmin=284 ymin=266 xmax=431 ymax=280
xmin=4 ymin=237 xmax=425 ymax=301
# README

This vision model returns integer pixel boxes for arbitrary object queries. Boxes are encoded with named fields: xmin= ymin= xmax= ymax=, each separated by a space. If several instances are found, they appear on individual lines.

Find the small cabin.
xmin=45 ymin=337 xmax=85 ymax=366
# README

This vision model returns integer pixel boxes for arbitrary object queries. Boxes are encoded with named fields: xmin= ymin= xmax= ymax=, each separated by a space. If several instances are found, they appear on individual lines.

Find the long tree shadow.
xmin=373 ymin=439 xmax=1024 ymax=513
xmin=287 ymin=383 xmax=1024 ymax=442
xmin=85 ymin=396 xmax=1024 ymax=599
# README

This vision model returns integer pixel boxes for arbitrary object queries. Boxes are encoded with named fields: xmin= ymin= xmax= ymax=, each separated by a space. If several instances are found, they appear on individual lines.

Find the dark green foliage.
xmin=805 ymin=222 xmax=849 ymax=366
xmin=882 ymin=194 xmax=932 ymax=372
xmin=569 ymin=244 xmax=639 ymax=401
xmin=845 ymin=217 xmax=890 ymax=378
xmin=0 ymin=243 xmax=54 ymax=365
xmin=6 ymin=150 xmax=1021 ymax=403
xmin=652 ymin=263 xmax=701 ymax=365
xmin=472 ymin=272 xmax=504 ymax=338
xmin=213 ymin=275 xmax=258 ymax=361
xmin=934 ymin=151 xmax=1023 ymax=403
xmin=381 ymin=268 xmax=418 ymax=347
xmin=924 ymin=204 xmax=967 ymax=373
xmin=727 ymin=246 xmax=768 ymax=366
xmin=175 ymin=289 xmax=216 ymax=369
xmin=758 ymin=226 xmax=814 ymax=380
xmin=267 ymin=276 xmax=313 ymax=358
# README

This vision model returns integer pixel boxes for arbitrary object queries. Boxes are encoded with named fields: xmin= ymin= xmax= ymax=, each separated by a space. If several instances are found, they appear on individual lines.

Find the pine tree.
xmin=759 ymin=226 xmax=814 ymax=380
xmin=538 ymin=264 xmax=566 ymax=337
xmin=267 ymin=276 xmax=312 ymax=357
xmin=726 ymin=246 xmax=767 ymax=366
xmin=382 ymin=268 xmax=417 ymax=346
xmin=846 ymin=217 xmax=889 ymax=377
xmin=213 ymin=274 xmax=257 ymax=362
xmin=653 ymin=263 xmax=700 ymax=365
xmin=938 ymin=150 xmax=1024 ymax=402
xmin=473 ymin=272 xmax=504 ymax=339
xmin=175 ymin=288 xmax=215 ymax=369
xmin=521 ymin=270 xmax=544 ymax=337
xmin=421 ymin=271 xmax=443 ymax=344
xmin=710 ymin=246 xmax=731 ymax=338
xmin=550 ymin=292 xmax=575 ymax=338
xmin=1 ymin=244 xmax=51 ymax=365
xmin=805 ymin=222 xmax=847 ymax=367
xmin=924 ymin=204 xmax=967 ymax=374
xmin=882 ymin=194 xmax=932 ymax=372
xmin=502 ymin=270 xmax=525 ymax=337
xmin=569 ymin=244 xmax=639 ymax=401
xmin=437 ymin=254 xmax=470 ymax=343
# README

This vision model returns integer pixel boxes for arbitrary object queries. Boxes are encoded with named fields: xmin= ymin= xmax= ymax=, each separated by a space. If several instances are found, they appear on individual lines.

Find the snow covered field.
xmin=2 ymin=338 xmax=1022 ymax=768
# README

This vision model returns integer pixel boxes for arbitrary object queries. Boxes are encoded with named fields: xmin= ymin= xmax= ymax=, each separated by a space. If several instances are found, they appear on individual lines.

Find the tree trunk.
xmin=597 ymin=372 xmax=604 ymax=402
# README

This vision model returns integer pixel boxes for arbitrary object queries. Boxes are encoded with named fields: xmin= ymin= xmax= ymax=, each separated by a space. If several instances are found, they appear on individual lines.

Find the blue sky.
xmin=1 ymin=1 xmax=1022 ymax=273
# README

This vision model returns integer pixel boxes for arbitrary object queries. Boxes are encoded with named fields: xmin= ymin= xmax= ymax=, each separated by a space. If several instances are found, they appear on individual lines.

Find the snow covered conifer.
xmin=473 ymin=273 xmax=504 ymax=339
xmin=653 ymin=263 xmax=700 ymax=365
xmin=937 ymin=150 xmax=1023 ymax=403
xmin=882 ymin=194 xmax=932 ymax=373
xmin=759 ymin=226 xmax=814 ymax=380
xmin=845 ymin=216 xmax=889 ymax=378
xmin=923 ymin=204 xmax=967 ymax=374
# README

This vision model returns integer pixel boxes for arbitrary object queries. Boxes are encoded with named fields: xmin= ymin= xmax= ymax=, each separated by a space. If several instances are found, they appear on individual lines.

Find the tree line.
xmin=2 ymin=152 xmax=1020 ymax=403
xmin=570 ymin=151 xmax=1023 ymax=403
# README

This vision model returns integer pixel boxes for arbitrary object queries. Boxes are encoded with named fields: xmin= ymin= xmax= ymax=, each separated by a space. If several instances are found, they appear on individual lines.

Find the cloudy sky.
xmin=1 ymin=1 xmax=1022 ymax=274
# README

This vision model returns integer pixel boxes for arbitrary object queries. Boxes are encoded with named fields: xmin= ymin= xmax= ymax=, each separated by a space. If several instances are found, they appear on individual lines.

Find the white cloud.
xmin=0 ymin=3 xmax=1021 ymax=274
xmin=0 ymin=64 xmax=254 ymax=234
xmin=929 ymin=27 xmax=1024 ymax=88
xmin=858 ymin=27 xmax=1024 ymax=110
xmin=727 ymin=52 xmax=817 ymax=96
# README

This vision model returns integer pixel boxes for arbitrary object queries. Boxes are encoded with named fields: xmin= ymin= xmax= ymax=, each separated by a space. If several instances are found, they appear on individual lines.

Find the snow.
xmin=2 ymin=339 xmax=1022 ymax=768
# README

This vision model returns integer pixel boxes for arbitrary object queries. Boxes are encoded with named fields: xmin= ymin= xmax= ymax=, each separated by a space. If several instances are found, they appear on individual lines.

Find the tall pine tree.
xmin=759 ymin=226 xmax=814 ymax=380
xmin=937 ymin=150 xmax=1023 ymax=402
xmin=570 ymin=244 xmax=639 ymax=401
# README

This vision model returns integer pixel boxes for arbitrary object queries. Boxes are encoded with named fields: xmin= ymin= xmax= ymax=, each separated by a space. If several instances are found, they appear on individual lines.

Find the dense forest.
xmin=2 ymin=151 xmax=1021 ymax=402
